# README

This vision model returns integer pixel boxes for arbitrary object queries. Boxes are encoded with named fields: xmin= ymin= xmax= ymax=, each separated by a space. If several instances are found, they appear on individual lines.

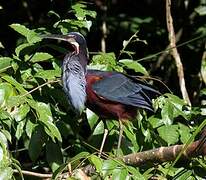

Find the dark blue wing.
xmin=90 ymin=70 xmax=159 ymax=111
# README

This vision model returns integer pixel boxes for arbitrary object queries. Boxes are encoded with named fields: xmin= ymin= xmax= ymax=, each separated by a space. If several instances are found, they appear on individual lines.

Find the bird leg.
xmin=98 ymin=128 xmax=108 ymax=157
xmin=117 ymin=120 xmax=123 ymax=155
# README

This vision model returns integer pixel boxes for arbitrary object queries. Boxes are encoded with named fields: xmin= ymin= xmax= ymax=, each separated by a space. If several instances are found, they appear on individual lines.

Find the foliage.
xmin=0 ymin=0 xmax=205 ymax=179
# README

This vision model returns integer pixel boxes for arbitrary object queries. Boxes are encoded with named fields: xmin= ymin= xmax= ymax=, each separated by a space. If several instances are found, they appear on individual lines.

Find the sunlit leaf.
xmin=0 ymin=57 xmax=12 ymax=73
xmin=86 ymin=108 xmax=99 ymax=130
xmin=1 ymin=130 xmax=11 ymax=143
xmin=15 ymin=120 xmax=26 ymax=140
xmin=34 ymin=69 xmax=61 ymax=80
xmin=26 ymin=120 xmax=37 ymax=138
xmin=27 ymin=30 xmax=42 ymax=44
xmin=27 ymin=100 xmax=62 ymax=142
xmin=178 ymin=123 xmax=191 ymax=144
xmin=69 ymin=151 xmax=90 ymax=167
xmin=48 ymin=10 xmax=60 ymax=19
xmin=119 ymin=59 xmax=148 ymax=75
xmin=30 ymin=52 xmax=53 ymax=63
xmin=195 ymin=6 xmax=206 ymax=16
xmin=72 ymin=3 xmax=96 ymax=20
xmin=2 ymin=76 xmax=29 ymax=95
xmin=102 ymin=159 xmax=119 ymax=178
xmin=14 ymin=104 xmax=30 ymax=122
xmin=89 ymin=154 xmax=103 ymax=172
xmin=157 ymin=125 xmax=179 ymax=145
xmin=0 ymin=83 xmax=15 ymax=106
xmin=93 ymin=120 xmax=104 ymax=136
xmin=112 ymin=168 xmax=128 ymax=180
xmin=0 ymin=167 xmax=13 ymax=180
xmin=10 ymin=23 xmax=30 ymax=37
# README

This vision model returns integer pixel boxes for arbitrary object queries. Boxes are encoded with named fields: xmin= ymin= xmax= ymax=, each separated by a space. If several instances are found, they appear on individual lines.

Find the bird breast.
xmin=62 ymin=56 xmax=87 ymax=113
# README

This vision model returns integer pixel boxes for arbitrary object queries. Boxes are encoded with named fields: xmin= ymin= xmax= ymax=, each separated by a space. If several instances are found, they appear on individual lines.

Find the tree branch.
xmin=166 ymin=0 xmax=191 ymax=106
xmin=14 ymin=138 xmax=206 ymax=178
xmin=13 ymin=169 xmax=52 ymax=178
xmin=122 ymin=139 xmax=206 ymax=166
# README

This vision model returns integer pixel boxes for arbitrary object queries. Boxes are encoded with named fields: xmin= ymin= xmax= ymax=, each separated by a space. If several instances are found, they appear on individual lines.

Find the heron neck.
xmin=62 ymin=52 xmax=87 ymax=113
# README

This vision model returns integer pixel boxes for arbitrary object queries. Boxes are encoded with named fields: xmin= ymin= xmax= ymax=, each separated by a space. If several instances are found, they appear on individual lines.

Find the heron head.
xmin=41 ymin=32 xmax=87 ymax=55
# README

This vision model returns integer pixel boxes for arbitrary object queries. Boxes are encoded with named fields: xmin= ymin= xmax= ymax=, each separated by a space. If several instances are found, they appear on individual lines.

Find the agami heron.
xmin=42 ymin=32 xmax=160 ymax=155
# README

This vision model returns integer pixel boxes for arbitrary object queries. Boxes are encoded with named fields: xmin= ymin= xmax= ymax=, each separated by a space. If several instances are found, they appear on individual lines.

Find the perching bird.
xmin=42 ymin=32 xmax=160 ymax=154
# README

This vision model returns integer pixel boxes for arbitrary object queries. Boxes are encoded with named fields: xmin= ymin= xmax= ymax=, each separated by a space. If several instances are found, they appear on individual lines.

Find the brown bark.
xmin=166 ymin=0 xmax=191 ymax=106
xmin=122 ymin=139 xmax=206 ymax=166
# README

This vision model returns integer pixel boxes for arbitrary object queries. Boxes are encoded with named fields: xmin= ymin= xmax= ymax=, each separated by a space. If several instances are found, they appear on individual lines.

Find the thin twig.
xmin=118 ymin=30 xmax=139 ymax=59
xmin=155 ymin=10 xmax=198 ymax=69
xmin=155 ymin=28 xmax=183 ymax=69
xmin=13 ymin=169 xmax=52 ymax=178
xmin=136 ymin=35 xmax=205 ymax=62
xmin=200 ymin=42 xmax=206 ymax=84
xmin=21 ymin=79 xmax=60 ymax=97
xmin=0 ymin=65 xmax=12 ymax=72
xmin=166 ymin=0 xmax=191 ymax=106
xmin=101 ymin=3 xmax=107 ymax=53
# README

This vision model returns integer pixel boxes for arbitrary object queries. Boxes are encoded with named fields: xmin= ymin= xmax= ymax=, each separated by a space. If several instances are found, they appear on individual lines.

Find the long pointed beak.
xmin=41 ymin=34 xmax=79 ymax=54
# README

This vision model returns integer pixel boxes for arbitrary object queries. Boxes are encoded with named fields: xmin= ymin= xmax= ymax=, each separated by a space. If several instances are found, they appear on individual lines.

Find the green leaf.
xmin=148 ymin=116 xmax=163 ymax=128
xmin=48 ymin=10 xmax=60 ymax=19
xmin=195 ymin=6 xmax=206 ymax=16
xmin=176 ymin=170 xmax=193 ymax=179
xmin=2 ymin=76 xmax=29 ymax=95
xmin=157 ymin=125 xmax=179 ymax=145
xmin=178 ymin=123 xmax=191 ymax=144
xmin=86 ymin=109 xmax=99 ymax=130
xmin=14 ymin=104 xmax=30 ymax=122
xmin=165 ymin=93 xmax=186 ymax=108
xmin=102 ymin=159 xmax=119 ymax=178
xmin=0 ymin=42 xmax=4 ymax=49
xmin=1 ymin=130 xmax=11 ymax=143
xmin=7 ymin=95 xmax=27 ymax=108
xmin=28 ymin=101 xmax=62 ymax=142
xmin=72 ymin=3 xmax=96 ymax=20
xmin=15 ymin=120 xmax=26 ymax=140
xmin=26 ymin=120 xmax=37 ymax=138
xmin=68 ymin=152 xmax=90 ymax=170
xmin=127 ymin=166 xmax=145 ymax=179
xmin=28 ymin=125 xmax=47 ymax=161
xmin=91 ymin=52 xmax=122 ymax=71
xmin=119 ymin=59 xmax=148 ymax=75
xmin=93 ymin=121 xmax=104 ymax=136
xmin=124 ymin=123 xmax=139 ymax=152
xmin=201 ymin=53 xmax=206 ymax=84
xmin=161 ymin=100 xmax=174 ymax=125
xmin=27 ymin=30 xmax=42 ymax=44
xmin=30 ymin=52 xmax=53 ymax=63
xmin=15 ymin=43 xmax=38 ymax=58
xmin=10 ymin=24 xmax=42 ymax=44
xmin=0 ymin=146 xmax=3 ymax=162
xmin=112 ymin=168 xmax=127 ymax=180
xmin=52 ymin=162 xmax=68 ymax=179
xmin=0 ymin=57 xmax=12 ymax=72
xmin=10 ymin=23 xmax=30 ymax=37
xmin=0 ymin=83 xmax=15 ymax=106
xmin=89 ymin=154 xmax=103 ymax=172
xmin=0 ymin=132 xmax=8 ymax=150
xmin=46 ymin=140 xmax=63 ymax=172
xmin=0 ymin=167 xmax=13 ymax=180
xmin=34 ymin=69 xmax=61 ymax=80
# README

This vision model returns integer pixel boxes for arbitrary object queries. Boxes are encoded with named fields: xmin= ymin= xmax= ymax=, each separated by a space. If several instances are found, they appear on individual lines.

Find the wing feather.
xmin=91 ymin=71 xmax=159 ymax=111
